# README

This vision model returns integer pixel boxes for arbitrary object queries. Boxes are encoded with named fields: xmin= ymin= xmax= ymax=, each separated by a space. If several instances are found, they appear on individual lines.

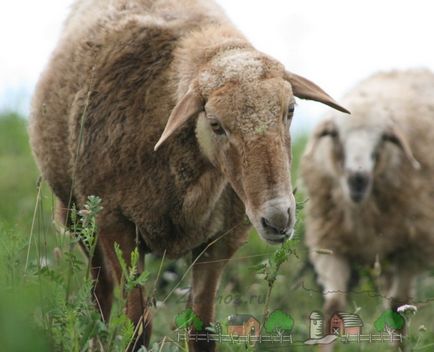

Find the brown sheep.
xmin=29 ymin=0 xmax=347 ymax=350
xmin=301 ymin=69 xmax=434 ymax=350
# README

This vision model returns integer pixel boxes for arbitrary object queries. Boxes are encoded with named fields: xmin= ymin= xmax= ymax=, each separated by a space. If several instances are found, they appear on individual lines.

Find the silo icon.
xmin=309 ymin=311 xmax=324 ymax=339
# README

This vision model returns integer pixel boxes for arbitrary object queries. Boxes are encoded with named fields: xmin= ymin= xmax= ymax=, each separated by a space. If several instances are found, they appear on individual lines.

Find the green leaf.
xmin=385 ymin=310 xmax=405 ymax=330
xmin=253 ymin=263 xmax=266 ymax=273
xmin=374 ymin=310 xmax=405 ymax=332
xmin=175 ymin=308 xmax=204 ymax=331
xmin=175 ymin=308 xmax=194 ymax=330
xmin=374 ymin=315 xmax=385 ymax=332
xmin=192 ymin=315 xmax=204 ymax=331
xmin=114 ymin=243 xmax=128 ymax=279
xmin=135 ymin=271 xmax=150 ymax=286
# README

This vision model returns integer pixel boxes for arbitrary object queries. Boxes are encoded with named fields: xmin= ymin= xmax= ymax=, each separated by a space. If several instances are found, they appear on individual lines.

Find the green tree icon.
xmin=264 ymin=310 xmax=294 ymax=336
xmin=374 ymin=309 xmax=405 ymax=334
xmin=175 ymin=308 xmax=204 ymax=331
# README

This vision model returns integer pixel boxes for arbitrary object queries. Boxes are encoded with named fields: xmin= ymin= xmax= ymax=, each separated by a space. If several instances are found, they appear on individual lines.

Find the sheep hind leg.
xmin=55 ymin=199 xmax=151 ymax=349
xmin=56 ymin=198 xmax=118 ymax=324
xmin=90 ymin=242 xmax=114 ymax=323
xmin=96 ymin=222 xmax=152 ymax=352
xmin=188 ymin=227 xmax=249 ymax=352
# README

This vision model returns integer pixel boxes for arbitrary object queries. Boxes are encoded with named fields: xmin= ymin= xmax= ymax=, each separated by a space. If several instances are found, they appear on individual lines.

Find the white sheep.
xmin=301 ymin=69 xmax=434 ymax=345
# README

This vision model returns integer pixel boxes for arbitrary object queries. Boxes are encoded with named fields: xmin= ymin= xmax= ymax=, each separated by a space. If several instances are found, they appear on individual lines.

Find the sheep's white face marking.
xmin=196 ymin=55 xmax=297 ymax=244
xmin=343 ymin=130 xmax=378 ymax=174
xmin=339 ymin=129 xmax=380 ymax=204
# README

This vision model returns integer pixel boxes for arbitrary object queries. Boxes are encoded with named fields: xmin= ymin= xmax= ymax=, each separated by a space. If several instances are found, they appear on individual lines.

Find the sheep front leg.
xmin=383 ymin=264 xmax=416 ymax=350
xmin=96 ymin=222 xmax=152 ymax=352
xmin=385 ymin=265 xmax=416 ymax=311
xmin=310 ymin=252 xmax=350 ymax=352
xmin=188 ymin=227 xmax=249 ymax=352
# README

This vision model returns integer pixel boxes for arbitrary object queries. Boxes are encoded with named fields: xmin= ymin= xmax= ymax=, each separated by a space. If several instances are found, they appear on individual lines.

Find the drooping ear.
xmin=305 ymin=119 xmax=338 ymax=156
xmin=383 ymin=125 xmax=421 ymax=170
xmin=284 ymin=71 xmax=350 ymax=114
xmin=154 ymin=86 xmax=204 ymax=151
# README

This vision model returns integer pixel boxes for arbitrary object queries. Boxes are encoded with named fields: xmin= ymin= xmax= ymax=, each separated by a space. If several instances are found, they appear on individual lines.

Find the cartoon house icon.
xmin=309 ymin=311 xmax=324 ymax=339
xmin=329 ymin=312 xmax=363 ymax=335
xmin=227 ymin=314 xmax=260 ymax=337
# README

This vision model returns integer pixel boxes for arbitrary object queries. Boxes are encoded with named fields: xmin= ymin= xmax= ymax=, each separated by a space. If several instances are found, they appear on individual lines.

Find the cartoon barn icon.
xmin=329 ymin=312 xmax=363 ymax=335
xmin=227 ymin=314 xmax=260 ymax=337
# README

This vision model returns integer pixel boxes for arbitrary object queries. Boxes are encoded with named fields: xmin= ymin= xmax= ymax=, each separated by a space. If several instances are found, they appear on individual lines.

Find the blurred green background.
xmin=0 ymin=112 xmax=433 ymax=352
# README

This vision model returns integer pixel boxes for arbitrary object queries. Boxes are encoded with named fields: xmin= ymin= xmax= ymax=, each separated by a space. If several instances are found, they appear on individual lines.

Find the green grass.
xmin=0 ymin=112 xmax=433 ymax=351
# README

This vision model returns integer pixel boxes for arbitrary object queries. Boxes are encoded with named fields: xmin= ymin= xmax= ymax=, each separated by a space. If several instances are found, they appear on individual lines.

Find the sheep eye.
xmin=209 ymin=119 xmax=226 ymax=135
xmin=319 ymin=129 xmax=338 ymax=138
xmin=286 ymin=105 xmax=295 ymax=121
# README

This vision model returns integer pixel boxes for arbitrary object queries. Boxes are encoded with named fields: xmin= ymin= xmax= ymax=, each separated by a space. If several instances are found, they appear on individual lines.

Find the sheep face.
xmin=338 ymin=127 xmax=381 ymax=203
xmin=311 ymin=116 xmax=419 ymax=205
xmin=155 ymin=51 xmax=348 ymax=244
xmin=197 ymin=77 xmax=296 ymax=243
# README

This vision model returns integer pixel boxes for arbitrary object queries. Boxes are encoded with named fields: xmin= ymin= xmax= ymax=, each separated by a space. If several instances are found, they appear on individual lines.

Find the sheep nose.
xmin=261 ymin=207 xmax=291 ymax=235
xmin=348 ymin=172 xmax=369 ymax=192
xmin=347 ymin=172 xmax=370 ymax=202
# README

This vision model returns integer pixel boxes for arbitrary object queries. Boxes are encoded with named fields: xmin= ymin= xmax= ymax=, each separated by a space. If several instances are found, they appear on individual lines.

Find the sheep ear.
xmin=154 ymin=87 xmax=204 ymax=151
xmin=305 ymin=119 xmax=337 ymax=156
xmin=383 ymin=126 xmax=421 ymax=170
xmin=285 ymin=71 xmax=350 ymax=114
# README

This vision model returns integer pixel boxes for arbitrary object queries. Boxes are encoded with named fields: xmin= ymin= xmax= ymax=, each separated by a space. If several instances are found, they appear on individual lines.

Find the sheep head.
xmin=155 ymin=50 xmax=348 ymax=244
xmin=306 ymin=111 xmax=420 ymax=205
